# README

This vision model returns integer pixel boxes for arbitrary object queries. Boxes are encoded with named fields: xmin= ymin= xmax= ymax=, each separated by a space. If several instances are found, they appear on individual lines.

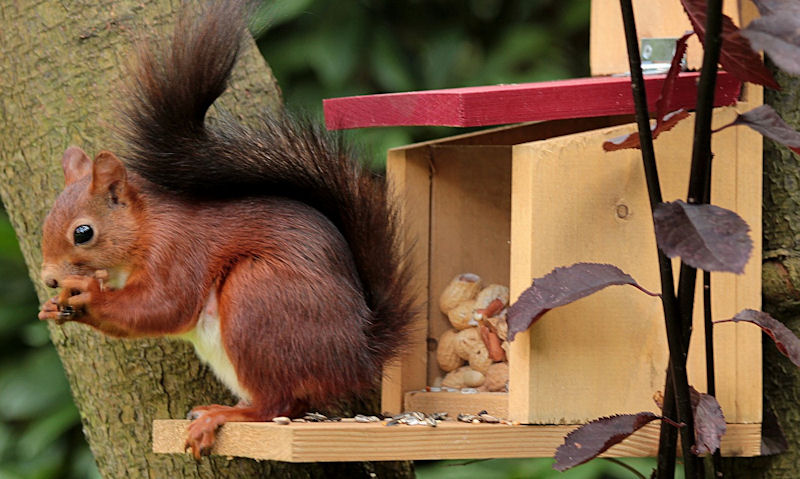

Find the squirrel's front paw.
xmin=57 ymin=275 xmax=102 ymax=315
xmin=38 ymin=297 xmax=61 ymax=321
xmin=39 ymin=296 xmax=80 ymax=324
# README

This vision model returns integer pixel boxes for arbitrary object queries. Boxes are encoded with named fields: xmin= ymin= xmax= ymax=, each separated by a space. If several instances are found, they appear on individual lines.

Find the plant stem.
xmin=662 ymin=1 xmax=726 ymax=478
xmin=618 ymin=2 xmax=700 ymax=478
xmin=603 ymin=458 xmax=648 ymax=479
xmin=675 ymin=0 xmax=726 ymax=349
xmin=677 ymin=0 xmax=725 ymax=346
xmin=704 ymin=270 xmax=723 ymax=476
xmin=703 ymin=158 xmax=722 ymax=477
xmin=704 ymin=277 xmax=714 ymax=399
xmin=657 ymin=379 xmax=678 ymax=478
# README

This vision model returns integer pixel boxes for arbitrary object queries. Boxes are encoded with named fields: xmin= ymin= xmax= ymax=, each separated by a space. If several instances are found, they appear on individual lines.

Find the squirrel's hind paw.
xmin=185 ymin=404 xmax=278 ymax=460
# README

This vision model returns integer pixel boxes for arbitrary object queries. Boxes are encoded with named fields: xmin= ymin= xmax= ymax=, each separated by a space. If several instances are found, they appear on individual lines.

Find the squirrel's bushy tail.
xmin=120 ymin=2 xmax=415 ymax=365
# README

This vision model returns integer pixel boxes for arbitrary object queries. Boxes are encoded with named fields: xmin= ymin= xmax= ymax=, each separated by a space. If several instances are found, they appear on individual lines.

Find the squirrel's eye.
xmin=73 ymin=224 xmax=94 ymax=245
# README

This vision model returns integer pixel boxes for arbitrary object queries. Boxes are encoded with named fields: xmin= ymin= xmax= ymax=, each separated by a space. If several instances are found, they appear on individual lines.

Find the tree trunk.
xmin=721 ymin=69 xmax=800 ymax=476
xmin=0 ymin=2 xmax=412 ymax=477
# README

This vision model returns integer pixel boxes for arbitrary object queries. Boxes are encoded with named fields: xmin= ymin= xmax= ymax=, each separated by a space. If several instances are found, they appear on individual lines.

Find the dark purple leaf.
xmin=602 ymin=109 xmax=690 ymax=152
xmin=732 ymin=105 xmax=800 ymax=155
xmin=653 ymin=201 xmax=753 ymax=274
xmin=690 ymin=387 xmax=727 ymax=455
xmin=751 ymin=0 xmax=791 ymax=15
xmin=743 ymin=13 xmax=800 ymax=76
xmin=602 ymin=131 xmax=642 ymax=151
xmin=654 ymin=109 xmax=691 ymax=137
xmin=553 ymin=413 xmax=660 ymax=471
xmin=507 ymin=263 xmax=658 ymax=341
xmin=716 ymin=309 xmax=800 ymax=367
xmin=654 ymin=387 xmax=726 ymax=455
xmin=680 ymin=0 xmax=780 ymax=89
xmin=656 ymin=32 xmax=694 ymax=120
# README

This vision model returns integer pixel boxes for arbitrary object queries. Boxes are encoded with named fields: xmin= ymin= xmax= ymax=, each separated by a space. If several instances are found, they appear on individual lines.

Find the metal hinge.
xmin=641 ymin=37 xmax=686 ymax=75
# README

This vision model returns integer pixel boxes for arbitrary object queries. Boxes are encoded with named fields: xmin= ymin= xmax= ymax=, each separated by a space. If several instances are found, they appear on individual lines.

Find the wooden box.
xmin=381 ymin=101 xmax=763 ymax=455
xmin=368 ymin=0 xmax=765 ymax=457
xmin=154 ymin=101 xmax=765 ymax=460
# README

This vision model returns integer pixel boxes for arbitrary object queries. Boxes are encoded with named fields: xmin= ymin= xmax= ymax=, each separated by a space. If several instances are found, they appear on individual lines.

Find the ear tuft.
xmin=91 ymin=151 xmax=128 ymax=203
xmin=62 ymin=146 xmax=92 ymax=185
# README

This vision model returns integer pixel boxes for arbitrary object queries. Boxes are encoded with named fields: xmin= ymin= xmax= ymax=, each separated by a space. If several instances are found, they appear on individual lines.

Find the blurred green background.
xmin=0 ymin=0 xmax=661 ymax=477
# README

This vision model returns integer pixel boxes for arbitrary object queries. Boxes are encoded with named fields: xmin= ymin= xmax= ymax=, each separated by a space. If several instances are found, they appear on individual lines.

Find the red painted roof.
xmin=323 ymin=72 xmax=740 ymax=130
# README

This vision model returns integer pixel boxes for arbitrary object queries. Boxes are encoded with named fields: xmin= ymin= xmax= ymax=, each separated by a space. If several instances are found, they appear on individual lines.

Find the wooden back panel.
xmin=590 ymin=0 xmax=742 ymax=76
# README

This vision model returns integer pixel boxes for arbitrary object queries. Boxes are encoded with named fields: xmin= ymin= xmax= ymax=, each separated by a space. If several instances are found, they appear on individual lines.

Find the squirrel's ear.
xmin=62 ymin=146 xmax=92 ymax=185
xmin=91 ymin=151 xmax=128 ymax=204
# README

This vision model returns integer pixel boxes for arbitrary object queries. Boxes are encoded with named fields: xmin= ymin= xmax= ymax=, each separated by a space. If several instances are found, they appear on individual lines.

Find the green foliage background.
xmin=0 ymin=1 xmax=658 ymax=477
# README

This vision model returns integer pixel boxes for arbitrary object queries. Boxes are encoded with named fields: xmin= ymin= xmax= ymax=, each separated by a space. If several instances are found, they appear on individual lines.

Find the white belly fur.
xmin=175 ymin=290 xmax=252 ymax=403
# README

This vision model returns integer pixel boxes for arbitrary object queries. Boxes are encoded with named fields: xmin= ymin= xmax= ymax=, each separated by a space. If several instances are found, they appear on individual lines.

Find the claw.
xmin=184 ymin=403 xmax=273 ymax=460
xmin=186 ymin=418 xmax=221 ymax=460
xmin=56 ymin=306 xmax=77 ymax=325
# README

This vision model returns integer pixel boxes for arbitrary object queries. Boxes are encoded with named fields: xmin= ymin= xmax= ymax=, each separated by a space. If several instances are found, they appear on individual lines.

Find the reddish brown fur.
xmin=40 ymin=1 xmax=414 ymax=459
xmin=40 ymin=150 xmax=385 ymax=456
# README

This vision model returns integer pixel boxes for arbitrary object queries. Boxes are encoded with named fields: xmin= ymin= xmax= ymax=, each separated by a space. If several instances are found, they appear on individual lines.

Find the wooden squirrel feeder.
xmin=154 ymin=0 xmax=764 ymax=460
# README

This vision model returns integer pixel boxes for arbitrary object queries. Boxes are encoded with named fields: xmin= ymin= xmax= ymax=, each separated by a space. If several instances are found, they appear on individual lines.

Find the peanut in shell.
xmin=483 ymin=362 xmax=509 ymax=392
xmin=454 ymin=327 xmax=492 ymax=373
xmin=474 ymin=284 xmax=509 ymax=310
xmin=441 ymin=366 xmax=485 ymax=389
xmin=436 ymin=329 xmax=465 ymax=372
xmin=447 ymin=299 xmax=478 ymax=330
xmin=439 ymin=273 xmax=482 ymax=313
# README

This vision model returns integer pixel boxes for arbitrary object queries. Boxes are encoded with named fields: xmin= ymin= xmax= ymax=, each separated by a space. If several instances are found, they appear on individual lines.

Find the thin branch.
xmin=704 ymin=271 xmax=723 ymax=475
xmin=618 ymin=2 xmax=700 ymax=478
xmin=603 ymin=458 xmax=648 ymax=479
xmin=704 ymin=175 xmax=722 ymax=476
xmin=660 ymin=0 xmax=726 ymax=476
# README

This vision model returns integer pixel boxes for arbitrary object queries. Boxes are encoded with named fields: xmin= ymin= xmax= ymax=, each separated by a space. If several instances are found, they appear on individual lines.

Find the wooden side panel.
xmin=509 ymin=107 xmax=761 ymax=424
xmin=590 ymin=0 xmax=741 ymax=76
xmin=511 ymin=127 xmax=666 ymax=424
xmin=509 ymin=153 xmax=536 ymax=424
xmin=427 ymin=145 xmax=512 ymax=383
xmin=733 ymin=98 xmax=763 ymax=422
xmin=381 ymin=148 xmax=432 ymax=414
xmin=684 ymin=107 xmax=761 ymax=424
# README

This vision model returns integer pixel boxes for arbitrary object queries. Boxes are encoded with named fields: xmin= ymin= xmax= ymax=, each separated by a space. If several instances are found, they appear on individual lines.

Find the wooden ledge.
xmin=153 ymin=420 xmax=761 ymax=462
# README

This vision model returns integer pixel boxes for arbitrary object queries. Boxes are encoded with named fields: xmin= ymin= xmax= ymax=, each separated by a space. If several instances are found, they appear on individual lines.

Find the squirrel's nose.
xmin=41 ymin=264 xmax=58 ymax=288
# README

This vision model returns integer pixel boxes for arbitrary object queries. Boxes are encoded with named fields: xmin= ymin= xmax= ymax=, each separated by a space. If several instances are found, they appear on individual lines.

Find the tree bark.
xmin=0 ymin=2 xmax=412 ymax=477
xmin=721 ymin=70 xmax=800 ymax=476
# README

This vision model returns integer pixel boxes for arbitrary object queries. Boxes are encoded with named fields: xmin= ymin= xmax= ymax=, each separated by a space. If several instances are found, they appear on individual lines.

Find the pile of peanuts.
xmin=435 ymin=273 xmax=510 ymax=392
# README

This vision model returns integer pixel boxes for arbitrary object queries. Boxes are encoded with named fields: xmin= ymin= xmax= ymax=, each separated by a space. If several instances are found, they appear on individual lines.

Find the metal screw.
xmin=642 ymin=43 xmax=653 ymax=60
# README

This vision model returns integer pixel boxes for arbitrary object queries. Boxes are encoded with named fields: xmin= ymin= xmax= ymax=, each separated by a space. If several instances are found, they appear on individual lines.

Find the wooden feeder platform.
xmin=153 ymin=419 xmax=760 ymax=462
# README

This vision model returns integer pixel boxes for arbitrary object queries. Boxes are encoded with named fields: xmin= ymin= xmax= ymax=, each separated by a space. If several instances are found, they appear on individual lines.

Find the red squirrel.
xmin=37 ymin=2 xmax=413 ymax=459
